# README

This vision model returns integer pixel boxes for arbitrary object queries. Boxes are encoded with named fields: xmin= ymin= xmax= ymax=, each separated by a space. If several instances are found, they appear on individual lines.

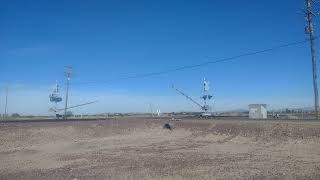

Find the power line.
xmin=74 ymin=37 xmax=314 ymax=85
xmin=0 ymin=37 xmax=314 ymax=88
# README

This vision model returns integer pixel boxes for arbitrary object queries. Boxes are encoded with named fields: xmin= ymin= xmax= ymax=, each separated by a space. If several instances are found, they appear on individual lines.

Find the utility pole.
xmin=149 ymin=103 xmax=154 ymax=117
xmin=64 ymin=66 xmax=72 ymax=119
xmin=4 ymin=86 xmax=8 ymax=119
xmin=305 ymin=0 xmax=319 ymax=119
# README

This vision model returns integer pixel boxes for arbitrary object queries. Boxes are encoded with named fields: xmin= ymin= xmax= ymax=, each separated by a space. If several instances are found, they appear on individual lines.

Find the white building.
xmin=249 ymin=104 xmax=267 ymax=119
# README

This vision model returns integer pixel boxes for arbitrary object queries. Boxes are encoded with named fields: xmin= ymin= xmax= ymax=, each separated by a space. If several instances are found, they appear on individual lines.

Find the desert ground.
xmin=0 ymin=118 xmax=320 ymax=180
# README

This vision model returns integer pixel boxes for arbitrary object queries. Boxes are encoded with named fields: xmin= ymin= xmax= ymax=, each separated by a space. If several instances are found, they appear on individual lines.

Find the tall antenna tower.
xmin=305 ymin=0 xmax=319 ymax=119
xmin=201 ymin=78 xmax=213 ymax=112
xmin=173 ymin=78 xmax=214 ymax=117
xmin=64 ymin=66 xmax=72 ymax=119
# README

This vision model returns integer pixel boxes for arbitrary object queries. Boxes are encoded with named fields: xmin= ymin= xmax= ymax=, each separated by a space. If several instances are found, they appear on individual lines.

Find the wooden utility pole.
xmin=64 ymin=66 xmax=72 ymax=120
xmin=305 ymin=0 xmax=319 ymax=119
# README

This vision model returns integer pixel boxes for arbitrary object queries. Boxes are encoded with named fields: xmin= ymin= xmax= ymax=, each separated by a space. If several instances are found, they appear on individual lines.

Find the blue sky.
xmin=0 ymin=0 xmax=317 ymax=115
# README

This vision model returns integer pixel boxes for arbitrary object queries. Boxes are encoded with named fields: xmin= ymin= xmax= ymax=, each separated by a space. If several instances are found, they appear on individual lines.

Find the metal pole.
xmin=64 ymin=66 xmax=72 ymax=119
xmin=149 ymin=103 xmax=154 ymax=117
xmin=306 ymin=0 xmax=319 ymax=119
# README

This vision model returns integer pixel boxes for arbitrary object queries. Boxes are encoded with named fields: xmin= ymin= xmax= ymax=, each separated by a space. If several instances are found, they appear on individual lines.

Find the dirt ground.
xmin=0 ymin=118 xmax=320 ymax=180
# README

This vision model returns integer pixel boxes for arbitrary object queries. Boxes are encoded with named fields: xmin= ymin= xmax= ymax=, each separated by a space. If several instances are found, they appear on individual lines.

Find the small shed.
xmin=249 ymin=104 xmax=267 ymax=119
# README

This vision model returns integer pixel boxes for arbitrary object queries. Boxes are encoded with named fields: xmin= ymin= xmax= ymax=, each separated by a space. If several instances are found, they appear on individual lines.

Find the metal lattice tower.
xmin=201 ymin=78 xmax=213 ymax=112
xmin=173 ymin=79 xmax=214 ymax=116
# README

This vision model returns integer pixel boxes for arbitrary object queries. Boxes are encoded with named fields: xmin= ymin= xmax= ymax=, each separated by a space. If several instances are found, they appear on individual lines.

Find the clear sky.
xmin=0 ymin=0 xmax=318 ymax=115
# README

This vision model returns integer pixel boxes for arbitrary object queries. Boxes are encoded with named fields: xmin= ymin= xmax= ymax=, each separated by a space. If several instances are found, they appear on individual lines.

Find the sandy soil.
xmin=0 ymin=118 xmax=320 ymax=180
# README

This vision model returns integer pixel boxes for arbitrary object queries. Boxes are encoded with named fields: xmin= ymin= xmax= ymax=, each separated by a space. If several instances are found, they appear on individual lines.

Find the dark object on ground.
xmin=163 ymin=123 xmax=173 ymax=130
